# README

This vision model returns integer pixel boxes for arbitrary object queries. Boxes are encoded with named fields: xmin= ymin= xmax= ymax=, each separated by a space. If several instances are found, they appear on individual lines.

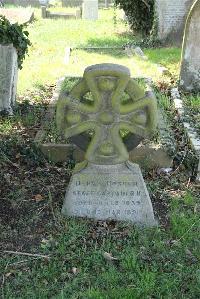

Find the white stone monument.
xmin=155 ymin=0 xmax=194 ymax=45
xmin=180 ymin=0 xmax=200 ymax=91
xmin=56 ymin=64 xmax=158 ymax=226
xmin=0 ymin=44 xmax=18 ymax=114
xmin=82 ymin=0 xmax=98 ymax=20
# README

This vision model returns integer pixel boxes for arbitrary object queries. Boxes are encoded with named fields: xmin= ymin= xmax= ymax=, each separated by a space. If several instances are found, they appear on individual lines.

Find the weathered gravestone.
xmin=56 ymin=63 xmax=157 ymax=226
xmin=155 ymin=0 xmax=194 ymax=45
xmin=82 ymin=0 xmax=98 ymax=20
xmin=0 ymin=44 xmax=18 ymax=114
xmin=180 ymin=0 xmax=200 ymax=91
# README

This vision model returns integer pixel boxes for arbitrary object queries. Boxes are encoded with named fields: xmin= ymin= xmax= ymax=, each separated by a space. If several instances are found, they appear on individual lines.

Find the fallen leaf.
xmin=103 ymin=252 xmax=118 ymax=261
xmin=34 ymin=194 xmax=44 ymax=202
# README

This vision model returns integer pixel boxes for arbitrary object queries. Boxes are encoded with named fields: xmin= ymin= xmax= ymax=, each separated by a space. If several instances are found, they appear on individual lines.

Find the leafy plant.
xmin=0 ymin=15 xmax=31 ymax=69
xmin=115 ymin=0 xmax=155 ymax=35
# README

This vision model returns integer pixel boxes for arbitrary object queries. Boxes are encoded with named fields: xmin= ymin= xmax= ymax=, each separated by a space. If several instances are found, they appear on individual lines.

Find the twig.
xmin=37 ymin=204 xmax=48 ymax=215
xmin=141 ymin=0 xmax=150 ymax=10
xmin=3 ymin=251 xmax=50 ymax=259
xmin=186 ymin=177 xmax=191 ymax=188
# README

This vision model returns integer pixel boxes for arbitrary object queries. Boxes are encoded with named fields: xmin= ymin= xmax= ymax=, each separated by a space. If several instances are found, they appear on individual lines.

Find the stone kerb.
xmin=180 ymin=0 xmax=200 ymax=91
xmin=41 ymin=6 xmax=81 ymax=19
xmin=34 ymin=77 xmax=84 ymax=163
xmin=0 ymin=44 xmax=18 ymax=115
xmin=171 ymin=87 xmax=200 ymax=181
xmin=155 ymin=0 xmax=195 ymax=45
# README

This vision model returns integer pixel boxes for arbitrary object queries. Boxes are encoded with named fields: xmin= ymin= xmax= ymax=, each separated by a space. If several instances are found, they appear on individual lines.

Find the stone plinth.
xmin=155 ymin=0 xmax=194 ymax=45
xmin=180 ymin=0 xmax=200 ymax=91
xmin=82 ymin=0 xmax=98 ymax=20
xmin=0 ymin=44 xmax=18 ymax=114
xmin=62 ymin=162 xmax=156 ymax=226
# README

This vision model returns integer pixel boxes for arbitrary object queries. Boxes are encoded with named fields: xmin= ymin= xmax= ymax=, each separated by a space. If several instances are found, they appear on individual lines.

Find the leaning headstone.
xmin=82 ymin=0 xmax=98 ymax=20
xmin=56 ymin=63 xmax=157 ymax=226
xmin=0 ymin=44 xmax=18 ymax=114
xmin=155 ymin=0 xmax=194 ymax=45
xmin=180 ymin=0 xmax=200 ymax=91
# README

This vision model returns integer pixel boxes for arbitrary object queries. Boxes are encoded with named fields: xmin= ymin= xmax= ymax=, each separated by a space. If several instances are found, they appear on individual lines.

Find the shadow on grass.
xmin=75 ymin=35 xmax=135 ymax=59
xmin=83 ymin=34 xmax=135 ymax=48
xmin=77 ymin=47 xmax=126 ymax=58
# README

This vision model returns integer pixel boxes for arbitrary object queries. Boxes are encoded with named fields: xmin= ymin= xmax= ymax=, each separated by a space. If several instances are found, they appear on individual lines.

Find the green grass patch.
xmin=145 ymin=48 xmax=181 ymax=79
xmin=15 ymin=7 xmax=181 ymax=94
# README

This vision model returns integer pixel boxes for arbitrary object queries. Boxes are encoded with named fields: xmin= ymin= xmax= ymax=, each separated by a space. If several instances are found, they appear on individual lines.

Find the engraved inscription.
xmin=65 ymin=171 xmax=150 ymax=221
xmin=156 ymin=0 xmax=193 ymax=40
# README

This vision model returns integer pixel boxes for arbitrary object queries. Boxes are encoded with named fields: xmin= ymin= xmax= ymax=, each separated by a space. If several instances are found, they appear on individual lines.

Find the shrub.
xmin=115 ymin=0 xmax=155 ymax=35
xmin=0 ymin=16 xmax=31 ymax=69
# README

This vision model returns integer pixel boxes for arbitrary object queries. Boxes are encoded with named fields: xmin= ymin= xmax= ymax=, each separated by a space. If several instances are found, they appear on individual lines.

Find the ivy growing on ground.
xmin=115 ymin=0 xmax=155 ymax=35
xmin=0 ymin=16 xmax=31 ymax=69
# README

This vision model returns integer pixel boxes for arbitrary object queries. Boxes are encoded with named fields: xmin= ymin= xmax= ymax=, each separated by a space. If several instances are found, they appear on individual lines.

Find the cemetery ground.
xmin=0 ymin=6 xmax=200 ymax=299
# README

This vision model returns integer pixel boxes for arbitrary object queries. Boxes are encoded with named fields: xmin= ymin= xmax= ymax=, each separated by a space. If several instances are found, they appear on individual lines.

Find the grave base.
xmin=62 ymin=161 xmax=157 ymax=226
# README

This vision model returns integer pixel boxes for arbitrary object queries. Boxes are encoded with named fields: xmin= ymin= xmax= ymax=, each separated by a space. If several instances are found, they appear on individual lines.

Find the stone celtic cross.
xmin=57 ymin=64 xmax=157 ymax=165
xmin=57 ymin=64 xmax=157 ymax=225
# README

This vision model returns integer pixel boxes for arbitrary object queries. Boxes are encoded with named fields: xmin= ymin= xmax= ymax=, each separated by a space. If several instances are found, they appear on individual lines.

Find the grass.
xmin=17 ymin=8 xmax=133 ymax=93
xmin=12 ymin=7 xmax=181 ymax=94
xmin=145 ymin=48 xmax=181 ymax=80
xmin=1 ymin=6 xmax=199 ymax=299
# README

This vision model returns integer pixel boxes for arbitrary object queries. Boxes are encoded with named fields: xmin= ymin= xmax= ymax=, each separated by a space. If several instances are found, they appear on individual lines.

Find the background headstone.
xmin=82 ymin=0 xmax=98 ymax=20
xmin=155 ymin=0 xmax=195 ymax=45
xmin=0 ymin=44 xmax=18 ymax=114
xmin=180 ymin=0 xmax=200 ymax=91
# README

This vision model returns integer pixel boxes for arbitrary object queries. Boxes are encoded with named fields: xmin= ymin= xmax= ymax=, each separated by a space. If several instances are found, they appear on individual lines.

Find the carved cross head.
xmin=56 ymin=63 xmax=157 ymax=165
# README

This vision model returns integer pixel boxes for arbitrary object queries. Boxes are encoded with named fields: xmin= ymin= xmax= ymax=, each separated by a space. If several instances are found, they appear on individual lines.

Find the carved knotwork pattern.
xmin=57 ymin=64 xmax=157 ymax=164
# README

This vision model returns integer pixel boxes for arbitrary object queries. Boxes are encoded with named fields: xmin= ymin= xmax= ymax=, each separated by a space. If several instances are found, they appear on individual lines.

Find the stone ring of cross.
xmin=56 ymin=63 xmax=157 ymax=165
